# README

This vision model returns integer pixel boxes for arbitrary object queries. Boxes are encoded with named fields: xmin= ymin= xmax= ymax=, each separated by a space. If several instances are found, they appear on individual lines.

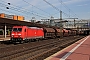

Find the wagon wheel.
xmin=20 ymin=40 xmax=24 ymax=44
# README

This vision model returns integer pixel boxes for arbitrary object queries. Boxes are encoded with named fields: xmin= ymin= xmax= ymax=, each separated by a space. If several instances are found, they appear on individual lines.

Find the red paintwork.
xmin=11 ymin=26 xmax=44 ymax=40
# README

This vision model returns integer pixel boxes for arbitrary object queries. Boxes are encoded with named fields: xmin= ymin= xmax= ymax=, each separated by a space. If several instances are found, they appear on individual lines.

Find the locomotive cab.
xmin=11 ymin=26 xmax=27 ymax=43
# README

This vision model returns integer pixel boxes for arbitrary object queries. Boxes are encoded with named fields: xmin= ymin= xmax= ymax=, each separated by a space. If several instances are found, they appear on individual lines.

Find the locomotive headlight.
xmin=18 ymin=34 xmax=21 ymax=35
xmin=12 ymin=34 xmax=14 ymax=35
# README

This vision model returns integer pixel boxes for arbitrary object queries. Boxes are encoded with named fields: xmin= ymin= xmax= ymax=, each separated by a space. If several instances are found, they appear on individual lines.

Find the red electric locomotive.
xmin=11 ymin=26 xmax=44 ymax=43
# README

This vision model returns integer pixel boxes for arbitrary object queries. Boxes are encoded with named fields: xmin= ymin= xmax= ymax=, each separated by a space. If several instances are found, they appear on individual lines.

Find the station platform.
xmin=0 ymin=35 xmax=10 ymax=41
xmin=45 ymin=35 xmax=90 ymax=60
xmin=0 ymin=37 xmax=10 ymax=41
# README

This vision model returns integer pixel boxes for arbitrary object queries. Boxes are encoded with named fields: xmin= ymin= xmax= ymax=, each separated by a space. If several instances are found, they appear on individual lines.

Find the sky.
xmin=0 ymin=0 xmax=90 ymax=21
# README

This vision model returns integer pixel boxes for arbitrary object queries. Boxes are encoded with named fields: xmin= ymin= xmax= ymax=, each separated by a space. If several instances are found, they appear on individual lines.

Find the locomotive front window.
xmin=18 ymin=28 xmax=22 ymax=31
xmin=13 ymin=28 xmax=22 ymax=31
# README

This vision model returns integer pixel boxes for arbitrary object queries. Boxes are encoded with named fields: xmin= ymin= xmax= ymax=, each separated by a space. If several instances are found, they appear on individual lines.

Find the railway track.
xmin=0 ymin=36 xmax=85 ymax=60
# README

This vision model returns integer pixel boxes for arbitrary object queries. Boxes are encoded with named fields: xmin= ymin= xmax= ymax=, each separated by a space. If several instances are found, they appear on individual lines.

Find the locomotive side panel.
xmin=36 ymin=28 xmax=44 ymax=38
xmin=26 ymin=27 xmax=44 ymax=39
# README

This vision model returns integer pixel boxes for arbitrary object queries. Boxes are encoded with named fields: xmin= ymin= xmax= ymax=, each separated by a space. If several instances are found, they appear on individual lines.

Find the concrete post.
xmin=4 ymin=24 xmax=6 ymax=38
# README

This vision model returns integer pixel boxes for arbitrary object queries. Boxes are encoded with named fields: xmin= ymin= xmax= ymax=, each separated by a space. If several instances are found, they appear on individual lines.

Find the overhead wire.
xmin=43 ymin=0 xmax=60 ymax=11
xmin=0 ymin=2 xmax=31 ymax=19
xmin=58 ymin=0 xmax=79 ymax=18
xmin=22 ymin=0 xmax=51 ymax=18
xmin=43 ymin=0 xmax=70 ymax=18
xmin=0 ymin=0 xmax=79 ymax=20
xmin=0 ymin=0 xmax=49 ymax=19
